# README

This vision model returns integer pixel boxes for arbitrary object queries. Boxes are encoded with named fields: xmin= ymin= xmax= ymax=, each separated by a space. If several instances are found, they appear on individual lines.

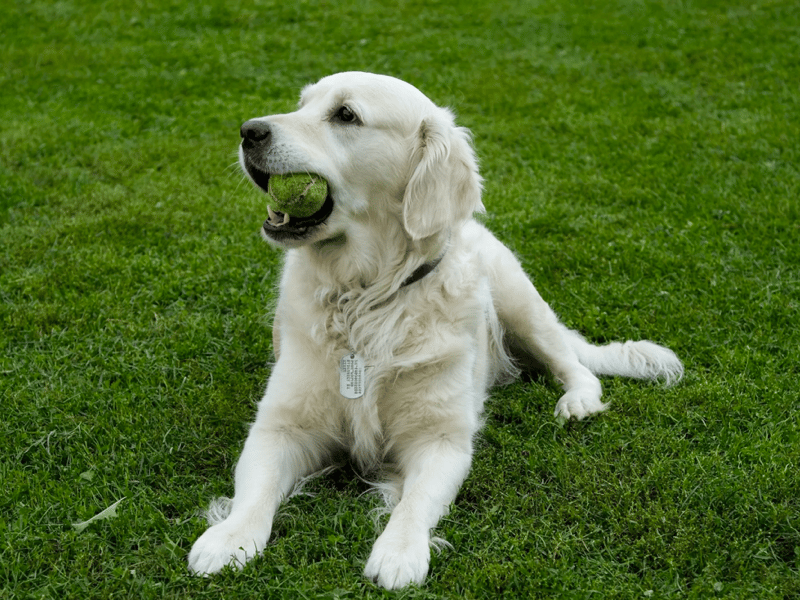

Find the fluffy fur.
xmin=187 ymin=72 xmax=683 ymax=589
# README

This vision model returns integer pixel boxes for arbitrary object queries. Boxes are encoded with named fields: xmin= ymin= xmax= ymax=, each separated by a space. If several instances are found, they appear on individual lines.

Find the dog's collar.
xmin=400 ymin=253 xmax=445 ymax=289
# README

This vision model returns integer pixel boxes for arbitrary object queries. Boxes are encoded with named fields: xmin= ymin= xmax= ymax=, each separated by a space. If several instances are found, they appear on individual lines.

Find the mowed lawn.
xmin=1 ymin=1 xmax=798 ymax=598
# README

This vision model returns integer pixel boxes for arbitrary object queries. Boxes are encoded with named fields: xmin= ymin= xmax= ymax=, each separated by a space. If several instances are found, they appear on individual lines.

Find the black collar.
xmin=400 ymin=253 xmax=445 ymax=289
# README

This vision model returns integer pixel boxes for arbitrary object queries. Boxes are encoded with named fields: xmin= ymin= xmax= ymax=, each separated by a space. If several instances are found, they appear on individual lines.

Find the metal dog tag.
xmin=339 ymin=352 xmax=365 ymax=399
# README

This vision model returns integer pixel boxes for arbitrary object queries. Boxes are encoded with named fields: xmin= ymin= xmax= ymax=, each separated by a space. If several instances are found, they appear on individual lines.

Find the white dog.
xmin=188 ymin=71 xmax=683 ymax=589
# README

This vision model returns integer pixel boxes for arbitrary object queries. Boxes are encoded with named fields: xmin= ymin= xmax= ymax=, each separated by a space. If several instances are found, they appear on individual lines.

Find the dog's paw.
xmin=364 ymin=529 xmax=430 ymax=589
xmin=554 ymin=389 xmax=607 ymax=421
xmin=188 ymin=521 xmax=267 ymax=576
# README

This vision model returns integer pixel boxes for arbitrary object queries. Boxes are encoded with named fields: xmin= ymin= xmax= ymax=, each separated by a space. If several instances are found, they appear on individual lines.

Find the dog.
xmin=187 ymin=71 xmax=683 ymax=589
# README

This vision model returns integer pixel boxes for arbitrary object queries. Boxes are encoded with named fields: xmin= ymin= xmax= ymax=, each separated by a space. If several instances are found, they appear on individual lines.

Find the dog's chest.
xmin=290 ymin=289 xmax=455 ymax=454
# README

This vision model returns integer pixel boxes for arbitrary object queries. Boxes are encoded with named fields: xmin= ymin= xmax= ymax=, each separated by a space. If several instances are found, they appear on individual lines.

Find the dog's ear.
xmin=402 ymin=108 xmax=484 ymax=240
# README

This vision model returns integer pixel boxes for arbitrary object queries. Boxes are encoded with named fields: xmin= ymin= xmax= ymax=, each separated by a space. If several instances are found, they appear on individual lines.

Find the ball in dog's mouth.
xmin=261 ymin=183 xmax=335 ymax=240
xmin=266 ymin=173 xmax=329 ymax=222
xmin=243 ymin=162 xmax=335 ymax=240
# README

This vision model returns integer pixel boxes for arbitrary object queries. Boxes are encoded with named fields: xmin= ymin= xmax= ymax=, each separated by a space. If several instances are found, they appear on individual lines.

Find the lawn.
xmin=1 ymin=0 xmax=798 ymax=598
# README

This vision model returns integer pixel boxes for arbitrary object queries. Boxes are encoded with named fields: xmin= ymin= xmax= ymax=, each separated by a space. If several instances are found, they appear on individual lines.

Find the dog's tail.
xmin=563 ymin=327 xmax=684 ymax=385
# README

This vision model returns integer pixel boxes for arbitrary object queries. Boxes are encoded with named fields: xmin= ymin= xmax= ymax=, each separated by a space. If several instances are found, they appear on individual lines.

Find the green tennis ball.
xmin=267 ymin=173 xmax=328 ymax=217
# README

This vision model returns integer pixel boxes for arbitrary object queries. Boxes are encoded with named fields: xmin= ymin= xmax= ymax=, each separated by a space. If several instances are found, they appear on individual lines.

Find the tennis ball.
xmin=267 ymin=173 xmax=328 ymax=218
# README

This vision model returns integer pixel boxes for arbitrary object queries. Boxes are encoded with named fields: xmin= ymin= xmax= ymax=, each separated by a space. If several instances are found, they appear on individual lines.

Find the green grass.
xmin=2 ymin=0 xmax=798 ymax=598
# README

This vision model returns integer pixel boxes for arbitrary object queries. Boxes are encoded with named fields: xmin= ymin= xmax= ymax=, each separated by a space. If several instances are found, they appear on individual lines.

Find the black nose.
xmin=240 ymin=119 xmax=272 ymax=146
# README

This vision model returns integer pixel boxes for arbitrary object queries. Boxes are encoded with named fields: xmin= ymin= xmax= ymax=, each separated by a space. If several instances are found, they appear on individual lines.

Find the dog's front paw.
xmin=188 ymin=520 xmax=267 ymax=576
xmin=364 ymin=529 xmax=430 ymax=589
xmin=554 ymin=389 xmax=607 ymax=421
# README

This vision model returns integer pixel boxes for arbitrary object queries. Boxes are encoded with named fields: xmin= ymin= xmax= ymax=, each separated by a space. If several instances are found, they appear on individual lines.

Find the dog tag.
xmin=339 ymin=352 xmax=365 ymax=399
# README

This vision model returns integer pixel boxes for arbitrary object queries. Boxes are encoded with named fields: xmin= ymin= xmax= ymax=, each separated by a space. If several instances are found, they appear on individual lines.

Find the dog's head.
xmin=239 ymin=72 xmax=484 ymax=248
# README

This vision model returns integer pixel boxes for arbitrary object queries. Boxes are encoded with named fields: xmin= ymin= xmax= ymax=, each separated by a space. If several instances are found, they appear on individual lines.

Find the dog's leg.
xmin=364 ymin=354 xmax=483 ymax=589
xmin=188 ymin=421 xmax=327 ymax=575
xmin=364 ymin=434 xmax=472 ymax=589
xmin=485 ymin=235 xmax=605 ymax=420
xmin=188 ymin=360 xmax=334 ymax=575
xmin=271 ymin=313 xmax=281 ymax=360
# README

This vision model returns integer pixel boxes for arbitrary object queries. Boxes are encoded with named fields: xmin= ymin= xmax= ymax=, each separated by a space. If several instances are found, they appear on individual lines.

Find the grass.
xmin=1 ymin=0 xmax=798 ymax=598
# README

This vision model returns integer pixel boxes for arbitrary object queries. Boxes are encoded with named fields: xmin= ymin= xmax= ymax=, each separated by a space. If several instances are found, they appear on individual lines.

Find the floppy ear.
xmin=402 ymin=108 xmax=484 ymax=240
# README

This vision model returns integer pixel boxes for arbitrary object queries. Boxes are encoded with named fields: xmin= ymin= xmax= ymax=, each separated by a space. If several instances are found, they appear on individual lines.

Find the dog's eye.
xmin=334 ymin=106 xmax=357 ymax=124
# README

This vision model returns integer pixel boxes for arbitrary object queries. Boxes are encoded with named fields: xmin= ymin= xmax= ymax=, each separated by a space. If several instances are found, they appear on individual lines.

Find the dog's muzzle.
xmin=238 ymin=120 xmax=335 ymax=243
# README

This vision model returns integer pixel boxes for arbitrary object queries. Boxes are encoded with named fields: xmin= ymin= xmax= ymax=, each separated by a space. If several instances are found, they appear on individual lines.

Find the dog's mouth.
xmin=262 ymin=191 xmax=334 ymax=240
xmin=244 ymin=159 xmax=335 ymax=242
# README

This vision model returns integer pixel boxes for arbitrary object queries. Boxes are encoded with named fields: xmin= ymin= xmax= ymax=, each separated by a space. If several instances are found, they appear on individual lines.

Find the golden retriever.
xmin=188 ymin=71 xmax=683 ymax=589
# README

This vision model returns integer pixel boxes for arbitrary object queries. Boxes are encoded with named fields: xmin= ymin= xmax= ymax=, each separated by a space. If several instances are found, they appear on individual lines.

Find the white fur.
xmin=187 ymin=72 xmax=683 ymax=588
